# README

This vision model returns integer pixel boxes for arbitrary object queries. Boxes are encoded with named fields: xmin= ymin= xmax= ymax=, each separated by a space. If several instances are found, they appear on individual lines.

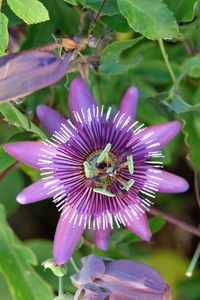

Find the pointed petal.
xmin=68 ymin=77 xmax=97 ymax=126
xmin=119 ymin=87 xmax=139 ymax=121
xmin=4 ymin=141 xmax=51 ymax=169
xmin=125 ymin=213 xmax=151 ymax=241
xmin=17 ymin=179 xmax=49 ymax=204
xmin=94 ymin=227 xmax=111 ymax=251
xmin=133 ymin=121 xmax=181 ymax=151
xmin=53 ymin=210 xmax=85 ymax=265
xmin=150 ymin=170 xmax=189 ymax=193
xmin=36 ymin=104 xmax=69 ymax=134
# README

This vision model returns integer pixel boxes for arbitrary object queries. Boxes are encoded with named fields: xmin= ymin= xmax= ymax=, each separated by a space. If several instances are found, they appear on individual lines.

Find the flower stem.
xmin=158 ymin=39 xmax=178 ymax=91
xmin=150 ymin=207 xmax=200 ymax=238
xmin=186 ymin=242 xmax=200 ymax=277
xmin=70 ymin=257 xmax=80 ymax=273
xmin=58 ymin=276 xmax=64 ymax=298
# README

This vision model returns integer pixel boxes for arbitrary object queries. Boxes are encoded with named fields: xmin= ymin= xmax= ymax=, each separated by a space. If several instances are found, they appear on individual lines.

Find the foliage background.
xmin=0 ymin=0 xmax=200 ymax=299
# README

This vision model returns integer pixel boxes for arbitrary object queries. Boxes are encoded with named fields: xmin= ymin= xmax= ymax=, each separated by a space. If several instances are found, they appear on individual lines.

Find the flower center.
xmin=83 ymin=143 xmax=135 ymax=197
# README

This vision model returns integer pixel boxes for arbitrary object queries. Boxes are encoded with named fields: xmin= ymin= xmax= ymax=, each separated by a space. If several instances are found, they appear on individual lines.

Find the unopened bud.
xmin=42 ymin=258 xmax=68 ymax=277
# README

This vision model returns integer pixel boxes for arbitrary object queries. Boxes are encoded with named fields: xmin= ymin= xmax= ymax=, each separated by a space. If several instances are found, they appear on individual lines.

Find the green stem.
xmin=0 ymin=0 xmax=2 ymax=10
xmin=158 ymin=38 xmax=178 ymax=91
xmin=186 ymin=242 xmax=200 ymax=277
xmin=70 ymin=257 xmax=80 ymax=273
xmin=58 ymin=276 xmax=64 ymax=298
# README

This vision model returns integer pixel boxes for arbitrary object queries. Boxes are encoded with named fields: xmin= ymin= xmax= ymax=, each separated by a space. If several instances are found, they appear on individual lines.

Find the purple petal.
xmin=119 ymin=87 xmax=139 ymax=121
xmin=17 ymin=179 xmax=49 ymax=204
xmin=53 ymin=211 xmax=85 ymax=265
xmin=124 ymin=213 xmax=152 ymax=241
xmin=72 ymin=255 xmax=105 ymax=285
xmin=74 ymin=284 xmax=111 ymax=300
xmin=0 ymin=50 xmax=68 ymax=102
xmin=94 ymin=227 xmax=111 ymax=251
xmin=36 ymin=104 xmax=69 ymax=134
xmin=3 ymin=141 xmax=48 ymax=169
xmin=68 ymin=77 xmax=97 ymax=126
xmin=134 ymin=121 xmax=181 ymax=151
xmin=150 ymin=170 xmax=189 ymax=193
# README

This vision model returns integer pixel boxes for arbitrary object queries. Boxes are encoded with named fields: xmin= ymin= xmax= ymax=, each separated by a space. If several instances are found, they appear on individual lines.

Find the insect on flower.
xmin=4 ymin=77 xmax=189 ymax=265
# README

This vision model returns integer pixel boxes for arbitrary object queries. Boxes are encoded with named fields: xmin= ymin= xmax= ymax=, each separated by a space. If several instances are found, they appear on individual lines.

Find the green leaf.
xmin=0 ymin=169 xmax=24 ymax=215
xmin=0 ymin=13 xmax=9 ymax=56
xmin=63 ymin=0 xmax=77 ymax=4
xmin=7 ymin=0 xmax=50 ymax=25
xmin=0 ymin=103 xmax=46 ymax=139
xmin=101 ymin=14 xmax=130 ymax=32
xmin=176 ymin=276 xmax=200 ymax=300
xmin=117 ymin=0 xmax=180 ymax=40
xmin=77 ymin=0 xmax=119 ymax=16
xmin=165 ymin=0 xmax=199 ymax=22
xmin=0 ymin=145 xmax=16 ymax=173
xmin=21 ymin=0 xmax=80 ymax=49
xmin=79 ymin=0 xmax=119 ymax=15
xmin=185 ymin=55 xmax=200 ymax=79
xmin=0 ymin=272 xmax=13 ymax=300
xmin=181 ymin=112 xmax=200 ymax=173
xmin=171 ymin=95 xmax=192 ymax=113
xmin=164 ymin=95 xmax=200 ymax=113
xmin=0 ymin=205 xmax=54 ymax=300
xmin=99 ymin=37 xmax=143 ymax=74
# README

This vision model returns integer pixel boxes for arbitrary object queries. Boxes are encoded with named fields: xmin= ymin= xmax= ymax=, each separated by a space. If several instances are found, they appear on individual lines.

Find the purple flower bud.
xmin=0 ymin=49 xmax=68 ymax=102
xmin=72 ymin=255 xmax=170 ymax=300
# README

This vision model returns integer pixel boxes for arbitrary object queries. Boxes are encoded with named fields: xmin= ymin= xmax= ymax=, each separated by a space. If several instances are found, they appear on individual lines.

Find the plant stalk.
xmin=58 ymin=276 xmax=64 ymax=299
xmin=150 ymin=207 xmax=200 ymax=238
xmin=186 ymin=242 xmax=200 ymax=277
xmin=158 ymin=38 xmax=178 ymax=91
xmin=70 ymin=257 xmax=80 ymax=273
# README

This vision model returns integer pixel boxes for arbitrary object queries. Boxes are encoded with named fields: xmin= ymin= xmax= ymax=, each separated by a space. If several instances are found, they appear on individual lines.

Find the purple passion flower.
xmin=4 ymin=77 xmax=189 ymax=265
xmin=72 ymin=254 xmax=171 ymax=300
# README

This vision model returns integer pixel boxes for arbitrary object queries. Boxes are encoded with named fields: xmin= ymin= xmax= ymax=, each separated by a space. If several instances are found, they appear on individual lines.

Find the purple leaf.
xmin=0 ymin=50 xmax=68 ymax=102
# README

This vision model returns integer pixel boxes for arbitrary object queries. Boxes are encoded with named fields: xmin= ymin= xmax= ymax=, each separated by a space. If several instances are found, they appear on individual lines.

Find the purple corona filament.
xmin=4 ymin=77 xmax=189 ymax=265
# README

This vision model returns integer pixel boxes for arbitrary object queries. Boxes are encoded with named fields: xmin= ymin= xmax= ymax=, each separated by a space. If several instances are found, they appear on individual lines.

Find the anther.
xmin=93 ymin=188 xmax=115 ymax=197
xmin=83 ymin=161 xmax=93 ymax=178
xmin=122 ymin=179 xmax=135 ymax=191
xmin=127 ymin=155 xmax=134 ymax=175
xmin=97 ymin=143 xmax=112 ymax=164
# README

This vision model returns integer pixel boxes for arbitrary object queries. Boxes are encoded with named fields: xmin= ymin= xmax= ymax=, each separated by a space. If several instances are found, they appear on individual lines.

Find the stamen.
xmin=93 ymin=188 xmax=115 ymax=197
xmin=123 ymin=179 xmax=135 ymax=191
xmin=83 ymin=161 xmax=93 ymax=178
xmin=127 ymin=155 xmax=134 ymax=175
xmin=97 ymin=143 xmax=112 ymax=164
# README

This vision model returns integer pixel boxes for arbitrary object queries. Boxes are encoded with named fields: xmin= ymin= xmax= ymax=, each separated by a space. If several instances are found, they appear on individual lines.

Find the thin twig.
xmin=94 ymin=0 xmax=107 ymax=23
xmin=0 ymin=161 xmax=19 ymax=181
xmin=150 ymin=207 xmax=200 ymax=238
xmin=194 ymin=168 xmax=200 ymax=209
